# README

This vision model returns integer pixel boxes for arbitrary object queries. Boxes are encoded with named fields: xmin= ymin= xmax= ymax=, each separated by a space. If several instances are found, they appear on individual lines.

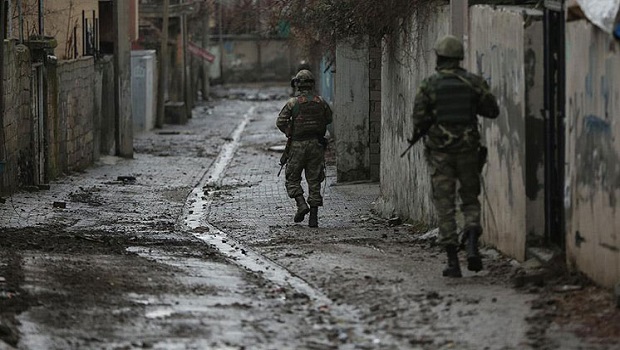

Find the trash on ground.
xmin=53 ymin=201 xmax=66 ymax=209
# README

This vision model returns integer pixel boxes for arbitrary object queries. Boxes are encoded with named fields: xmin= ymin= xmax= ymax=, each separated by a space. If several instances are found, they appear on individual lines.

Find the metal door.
xmin=543 ymin=0 xmax=566 ymax=247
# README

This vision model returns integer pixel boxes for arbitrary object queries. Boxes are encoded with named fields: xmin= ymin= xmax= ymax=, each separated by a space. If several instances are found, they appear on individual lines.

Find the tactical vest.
xmin=435 ymin=73 xmax=476 ymax=124
xmin=291 ymin=94 xmax=326 ymax=139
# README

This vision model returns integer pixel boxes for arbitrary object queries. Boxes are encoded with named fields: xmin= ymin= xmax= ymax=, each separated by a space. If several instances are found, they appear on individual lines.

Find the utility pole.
xmin=156 ymin=0 xmax=170 ymax=128
xmin=201 ymin=4 xmax=210 ymax=100
xmin=0 ymin=0 xmax=6 ymax=168
xmin=113 ymin=0 xmax=133 ymax=157
xmin=181 ymin=0 xmax=190 ymax=118
xmin=218 ymin=0 xmax=223 ymax=83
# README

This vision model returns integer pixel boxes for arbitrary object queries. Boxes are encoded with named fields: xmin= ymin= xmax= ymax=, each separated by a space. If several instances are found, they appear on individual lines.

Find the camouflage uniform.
xmin=411 ymin=35 xmax=499 ymax=276
xmin=277 ymin=70 xmax=333 ymax=227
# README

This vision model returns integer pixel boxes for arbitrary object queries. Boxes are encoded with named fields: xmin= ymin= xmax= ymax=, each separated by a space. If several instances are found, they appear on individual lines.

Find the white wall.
xmin=376 ymin=5 xmax=450 ymax=224
xmin=334 ymin=39 xmax=370 ymax=182
xmin=565 ymin=20 xmax=620 ymax=288
xmin=469 ymin=6 xmax=544 ymax=261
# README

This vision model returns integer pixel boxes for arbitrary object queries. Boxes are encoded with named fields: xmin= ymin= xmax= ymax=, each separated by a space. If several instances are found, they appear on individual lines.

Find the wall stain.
xmin=525 ymin=117 xmax=544 ymax=199
xmin=584 ymin=114 xmax=611 ymax=134
xmin=601 ymin=70 xmax=610 ymax=119
xmin=524 ymin=48 xmax=544 ymax=200
xmin=576 ymin=114 xmax=620 ymax=208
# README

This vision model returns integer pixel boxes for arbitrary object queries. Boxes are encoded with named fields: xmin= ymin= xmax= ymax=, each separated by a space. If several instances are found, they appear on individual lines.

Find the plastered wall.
xmin=334 ymin=39 xmax=370 ymax=182
xmin=469 ymin=6 xmax=544 ymax=261
xmin=376 ymin=5 xmax=449 ymax=224
xmin=565 ymin=21 xmax=620 ymax=288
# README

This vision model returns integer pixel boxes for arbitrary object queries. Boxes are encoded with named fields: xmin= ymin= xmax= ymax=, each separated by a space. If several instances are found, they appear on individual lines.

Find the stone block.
xmin=370 ymin=91 xmax=381 ymax=102
xmin=165 ymin=102 xmax=188 ymax=125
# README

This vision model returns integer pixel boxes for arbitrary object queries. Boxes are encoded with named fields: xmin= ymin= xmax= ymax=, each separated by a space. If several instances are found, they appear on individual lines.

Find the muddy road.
xmin=1 ymin=85 xmax=618 ymax=349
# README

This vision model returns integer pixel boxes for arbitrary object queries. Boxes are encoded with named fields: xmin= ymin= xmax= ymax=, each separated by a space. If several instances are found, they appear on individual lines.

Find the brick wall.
xmin=368 ymin=37 xmax=381 ymax=182
xmin=57 ymin=57 xmax=97 ymax=172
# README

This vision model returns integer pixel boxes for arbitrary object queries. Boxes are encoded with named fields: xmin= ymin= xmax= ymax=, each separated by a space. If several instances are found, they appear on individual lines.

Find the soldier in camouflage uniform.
xmin=409 ymin=35 xmax=499 ymax=277
xmin=277 ymin=70 xmax=333 ymax=227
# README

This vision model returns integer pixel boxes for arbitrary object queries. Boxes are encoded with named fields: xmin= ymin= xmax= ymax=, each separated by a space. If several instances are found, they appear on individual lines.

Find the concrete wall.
xmin=565 ymin=21 xmax=620 ymax=288
xmin=376 ymin=5 xmax=449 ymax=223
xmin=219 ymin=38 xmax=298 ymax=83
xmin=1 ymin=42 xmax=33 ymax=192
xmin=469 ymin=6 xmax=544 ymax=261
xmin=334 ymin=39 xmax=370 ymax=182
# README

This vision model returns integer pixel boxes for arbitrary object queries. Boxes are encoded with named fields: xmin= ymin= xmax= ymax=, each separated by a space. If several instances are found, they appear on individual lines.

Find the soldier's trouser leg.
xmin=456 ymin=150 xmax=481 ymax=230
xmin=285 ymin=142 xmax=306 ymax=199
xmin=456 ymin=150 xmax=483 ymax=271
xmin=304 ymin=140 xmax=326 ymax=207
xmin=428 ymin=151 xmax=458 ymax=247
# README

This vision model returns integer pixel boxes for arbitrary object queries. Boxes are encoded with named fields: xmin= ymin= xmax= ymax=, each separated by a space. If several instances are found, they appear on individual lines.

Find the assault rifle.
xmin=400 ymin=124 xmax=431 ymax=158
xmin=278 ymin=137 xmax=291 ymax=177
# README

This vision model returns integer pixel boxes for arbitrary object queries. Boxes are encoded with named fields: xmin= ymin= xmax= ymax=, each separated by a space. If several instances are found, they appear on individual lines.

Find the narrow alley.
xmin=1 ymin=86 xmax=617 ymax=350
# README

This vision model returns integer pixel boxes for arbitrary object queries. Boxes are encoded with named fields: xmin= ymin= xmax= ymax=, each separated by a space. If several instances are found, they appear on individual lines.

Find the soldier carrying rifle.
xmin=406 ymin=35 xmax=499 ymax=278
xmin=277 ymin=70 xmax=333 ymax=228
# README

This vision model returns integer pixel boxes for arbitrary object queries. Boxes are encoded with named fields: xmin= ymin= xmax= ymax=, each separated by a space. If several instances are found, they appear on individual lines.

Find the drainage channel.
xmin=181 ymin=106 xmax=332 ymax=305
xmin=173 ymin=105 xmax=396 ymax=347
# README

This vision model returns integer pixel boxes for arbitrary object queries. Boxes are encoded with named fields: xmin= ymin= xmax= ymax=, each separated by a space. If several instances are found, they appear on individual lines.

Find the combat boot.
xmin=294 ymin=196 xmax=310 ymax=223
xmin=442 ymin=245 xmax=462 ymax=278
xmin=465 ymin=226 xmax=483 ymax=272
xmin=308 ymin=207 xmax=319 ymax=227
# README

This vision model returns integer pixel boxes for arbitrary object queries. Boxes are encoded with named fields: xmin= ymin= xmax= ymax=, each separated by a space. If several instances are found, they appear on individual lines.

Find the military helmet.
xmin=434 ymin=35 xmax=464 ymax=59
xmin=294 ymin=69 xmax=315 ymax=88
xmin=297 ymin=59 xmax=311 ymax=72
